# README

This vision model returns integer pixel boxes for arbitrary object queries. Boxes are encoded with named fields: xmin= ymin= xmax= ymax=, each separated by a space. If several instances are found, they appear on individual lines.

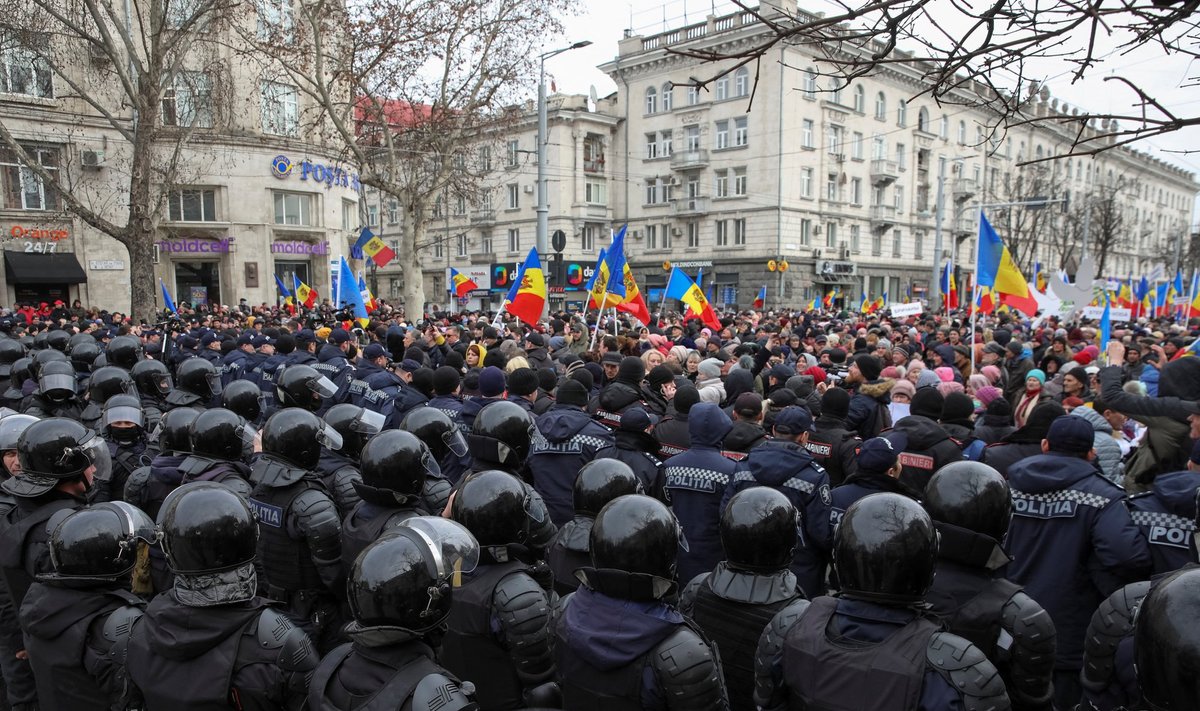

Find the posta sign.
xmin=271 ymin=155 xmax=361 ymax=192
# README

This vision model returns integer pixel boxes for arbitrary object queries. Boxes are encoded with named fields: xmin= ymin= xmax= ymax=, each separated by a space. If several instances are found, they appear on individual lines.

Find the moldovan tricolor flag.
xmin=507 ymin=248 xmax=546 ymax=323
xmin=293 ymin=274 xmax=317 ymax=308
xmin=665 ymin=268 xmax=721 ymax=331
xmin=976 ymin=212 xmax=1037 ymax=315
xmin=753 ymin=285 xmax=766 ymax=310
xmin=450 ymin=268 xmax=478 ymax=298
xmin=354 ymin=227 xmax=396 ymax=268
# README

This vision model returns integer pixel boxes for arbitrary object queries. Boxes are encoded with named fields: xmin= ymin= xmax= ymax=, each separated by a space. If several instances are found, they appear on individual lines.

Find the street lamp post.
xmin=537 ymin=41 xmax=592 ymax=260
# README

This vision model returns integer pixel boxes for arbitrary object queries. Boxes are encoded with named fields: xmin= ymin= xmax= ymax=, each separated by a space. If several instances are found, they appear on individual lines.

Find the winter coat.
xmin=1070 ymin=406 xmax=1124 ymax=485
xmin=843 ymin=378 xmax=894 ymax=439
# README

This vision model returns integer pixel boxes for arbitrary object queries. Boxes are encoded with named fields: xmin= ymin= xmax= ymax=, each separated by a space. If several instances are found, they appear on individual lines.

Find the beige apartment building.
xmin=0 ymin=7 xmax=357 ymax=313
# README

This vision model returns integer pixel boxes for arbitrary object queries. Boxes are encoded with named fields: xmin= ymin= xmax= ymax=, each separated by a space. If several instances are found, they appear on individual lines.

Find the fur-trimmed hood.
xmin=856 ymin=378 xmax=895 ymax=400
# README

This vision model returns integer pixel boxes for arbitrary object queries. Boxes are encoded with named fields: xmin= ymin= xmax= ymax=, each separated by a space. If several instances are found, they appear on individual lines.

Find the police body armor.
xmin=440 ymin=559 xmax=529 ymax=707
xmin=178 ymin=455 xmax=252 ymax=498
xmin=0 ymin=498 xmax=79 ymax=608
xmin=783 ymin=596 xmax=941 ymax=711
xmin=925 ymin=567 xmax=1022 ymax=663
xmin=690 ymin=577 xmax=801 ymax=711
xmin=250 ymin=480 xmax=328 ymax=597
xmin=547 ymin=518 xmax=591 ymax=596
xmin=308 ymin=642 xmax=474 ymax=711
xmin=340 ymin=502 xmax=422 ymax=572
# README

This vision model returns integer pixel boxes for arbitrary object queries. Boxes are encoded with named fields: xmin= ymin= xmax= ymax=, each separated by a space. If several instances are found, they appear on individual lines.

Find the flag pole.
xmin=969 ymin=210 xmax=980 ymax=376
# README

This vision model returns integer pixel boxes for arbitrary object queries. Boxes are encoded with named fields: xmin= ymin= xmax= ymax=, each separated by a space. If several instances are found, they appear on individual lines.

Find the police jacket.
xmin=1005 ymin=452 xmax=1152 ymax=669
xmin=127 ymin=591 xmax=315 ymax=711
xmin=723 ymin=440 xmax=832 ymax=598
xmin=723 ymin=420 xmax=768 ymax=454
xmin=926 ymin=522 xmax=1056 ymax=711
xmin=309 ymin=637 xmax=474 ymax=711
xmin=340 ymin=500 xmax=425 ymax=573
xmin=1126 ymin=470 xmax=1200 ymax=576
xmin=663 ymin=405 xmax=739 ymax=585
xmin=843 ymin=378 xmax=894 ymax=439
xmin=222 ymin=349 xmax=256 ymax=387
xmin=547 ymin=516 xmax=592 ymax=596
xmin=595 ymin=430 xmax=667 ymax=502
xmin=459 ymin=395 xmax=506 ymax=432
xmin=529 ymin=405 xmax=615 ymax=526
xmin=829 ymin=471 xmax=919 ymax=530
xmin=755 ymin=596 xmax=1011 ymax=711
xmin=22 ymin=393 xmax=85 ymax=420
xmin=0 ymin=493 xmax=83 ymax=609
xmin=251 ymin=353 xmax=289 ymax=409
xmin=123 ymin=451 xmax=186 ymax=521
xmin=889 ymin=415 xmax=963 ymax=493
xmin=346 ymin=360 xmax=385 ymax=410
xmin=315 ymin=345 xmax=354 ymax=409
xmin=805 ymin=415 xmax=860 ymax=487
xmin=370 ymin=372 xmax=428 ymax=429
xmin=19 ymin=582 xmax=143 ymax=711
xmin=679 ymin=563 xmax=803 ymax=711
xmin=178 ymin=454 xmax=253 ymax=499
xmin=555 ymin=584 xmax=727 ymax=711
xmin=287 ymin=349 xmax=319 ymax=367
xmin=652 ymin=413 xmax=690 ymax=460
xmin=316 ymin=449 xmax=362 ymax=517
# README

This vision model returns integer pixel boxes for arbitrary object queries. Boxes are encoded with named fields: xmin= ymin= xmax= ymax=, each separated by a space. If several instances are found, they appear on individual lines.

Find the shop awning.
xmin=4 ymin=252 xmax=88 ymax=284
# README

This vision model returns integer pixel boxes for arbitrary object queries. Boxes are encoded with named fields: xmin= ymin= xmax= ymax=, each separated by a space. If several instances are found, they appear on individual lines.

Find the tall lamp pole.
xmin=537 ymin=41 xmax=593 ymax=258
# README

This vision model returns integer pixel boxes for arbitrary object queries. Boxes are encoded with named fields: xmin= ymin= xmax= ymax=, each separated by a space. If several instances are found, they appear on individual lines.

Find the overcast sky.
xmin=546 ymin=0 xmax=1200 ymax=222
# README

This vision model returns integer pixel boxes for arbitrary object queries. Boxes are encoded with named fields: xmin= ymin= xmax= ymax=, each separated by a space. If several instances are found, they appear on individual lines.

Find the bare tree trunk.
xmin=400 ymin=216 xmax=427 ymax=320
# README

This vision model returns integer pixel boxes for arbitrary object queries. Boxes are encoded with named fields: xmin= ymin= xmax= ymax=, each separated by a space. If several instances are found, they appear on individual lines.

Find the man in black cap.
xmin=461 ymin=365 xmax=508 ymax=431
xmin=724 ymin=392 xmax=768 ymax=455
xmin=1005 ymin=415 xmax=1151 ymax=709
xmin=595 ymin=406 xmax=667 ymax=502
xmin=221 ymin=332 xmax=259 ymax=387
xmin=288 ymin=329 xmax=319 ymax=365
xmin=891 ymin=388 xmax=963 ymax=493
xmin=523 ymin=332 xmax=553 ymax=372
xmin=842 ymin=354 xmax=892 ymax=439
xmin=506 ymin=367 xmax=540 ymax=413
xmin=829 ymin=433 xmax=913 ymax=528
xmin=805 ymin=388 xmax=861 ymax=486
xmin=598 ymin=351 xmax=622 ymax=387
xmin=1003 ymin=340 xmax=1035 ymax=404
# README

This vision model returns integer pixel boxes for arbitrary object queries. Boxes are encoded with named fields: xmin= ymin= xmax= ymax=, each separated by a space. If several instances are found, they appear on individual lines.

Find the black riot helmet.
xmin=38 ymin=360 xmax=77 ymax=401
xmin=261 ymin=407 xmax=342 ymax=470
xmin=155 ymin=408 xmax=200 ymax=453
xmin=356 ymin=430 xmax=436 ymax=505
xmin=67 ymin=332 xmax=95 ymax=353
xmin=721 ymin=487 xmax=798 ymax=573
xmin=7 ymin=418 xmax=111 ymax=499
xmin=69 ymin=341 xmax=100 ymax=374
xmin=88 ymin=366 xmax=136 ymax=405
xmin=103 ymin=394 xmax=145 ymax=432
xmin=0 ymin=413 xmax=38 ymax=452
xmin=189 ymin=408 xmax=255 ymax=462
xmin=106 ymin=335 xmax=143 ymax=370
xmin=401 ymin=407 xmax=468 ymax=461
xmin=347 ymin=517 xmax=479 ymax=634
xmin=275 ymin=364 xmax=338 ymax=412
xmin=222 ymin=380 xmax=264 ymax=424
xmin=323 ymin=403 xmax=386 ymax=460
xmin=588 ymin=494 xmax=682 ymax=601
xmin=573 ymin=459 xmax=642 ymax=517
xmin=468 ymin=400 xmax=537 ymax=469
xmin=8 ymin=357 xmax=31 ymax=388
xmin=0 ymin=338 xmax=25 ymax=377
xmin=451 ymin=469 xmax=541 ymax=548
xmin=176 ymin=358 xmax=221 ymax=400
xmin=1136 ymin=567 xmax=1200 ymax=711
xmin=924 ymin=461 xmax=1013 ymax=543
xmin=45 ymin=502 xmax=156 ymax=582
xmin=834 ymin=492 xmax=939 ymax=606
xmin=44 ymin=330 xmax=70 ymax=353
xmin=30 ymin=348 xmax=68 ymax=380
xmin=32 ymin=331 xmax=48 ymax=351
xmin=132 ymin=359 xmax=173 ymax=399
xmin=158 ymin=482 xmax=258 ymax=574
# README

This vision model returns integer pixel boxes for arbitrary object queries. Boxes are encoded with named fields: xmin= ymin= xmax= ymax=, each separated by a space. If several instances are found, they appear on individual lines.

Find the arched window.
xmin=853 ymin=85 xmax=865 ymax=113
xmin=1035 ymin=145 xmax=1044 ymax=160
xmin=661 ymin=82 xmax=673 ymax=111
xmin=957 ymin=121 xmax=967 ymax=144
xmin=917 ymin=107 xmax=929 ymax=132
xmin=644 ymin=86 xmax=657 ymax=115
xmin=830 ymin=80 xmax=842 ymax=105
xmin=734 ymin=68 xmax=749 ymax=97
xmin=804 ymin=69 xmax=817 ymax=98
xmin=874 ymin=92 xmax=886 ymax=120
xmin=939 ymin=114 xmax=948 ymax=139
xmin=896 ymin=100 xmax=907 ymax=127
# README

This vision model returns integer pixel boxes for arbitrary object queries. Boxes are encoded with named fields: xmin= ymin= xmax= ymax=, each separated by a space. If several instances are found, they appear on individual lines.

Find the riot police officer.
xmin=164 ymin=357 xmax=221 ymax=411
xmin=97 ymin=393 xmax=152 ymax=502
xmin=680 ymin=487 xmax=805 ymax=711
xmin=179 ymin=407 xmax=255 ymax=497
xmin=130 ymin=358 xmax=172 ymax=433
xmin=276 ymin=363 xmax=338 ymax=412
xmin=24 ymin=360 xmax=85 ymax=419
xmin=19 ymin=502 xmax=152 ymax=710
xmin=402 ymin=404 xmax=471 ymax=485
xmin=555 ymin=494 xmax=728 ymax=710
xmin=547 ymin=459 xmax=641 ymax=595
xmin=309 ymin=517 xmax=479 ymax=711
xmin=340 ymin=430 xmax=433 ymax=570
xmin=122 ymin=407 xmax=199 ymax=519
xmin=222 ymin=378 xmax=265 ymax=428
xmin=444 ymin=469 xmax=556 ymax=710
xmin=80 ymin=365 xmax=136 ymax=431
xmin=0 ymin=414 xmax=37 ymax=711
xmin=126 ymin=483 xmax=316 ymax=710
xmin=923 ymin=462 xmax=1057 ymax=711
xmin=105 ymin=335 xmax=143 ymax=371
xmin=248 ymin=407 xmax=345 ymax=651
xmin=319 ymin=403 xmax=385 ymax=516
xmin=754 ymin=493 xmax=1011 ymax=710
xmin=1132 ymin=567 xmax=1200 ymax=711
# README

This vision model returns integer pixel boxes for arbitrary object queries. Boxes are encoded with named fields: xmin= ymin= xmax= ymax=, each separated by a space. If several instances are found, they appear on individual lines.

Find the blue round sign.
xmin=270 ymin=155 xmax=293 ymax=179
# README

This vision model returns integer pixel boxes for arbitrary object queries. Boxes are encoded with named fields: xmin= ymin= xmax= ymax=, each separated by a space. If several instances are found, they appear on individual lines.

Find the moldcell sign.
xmin=271 ymin=241 xmax=330 ymax=255
xmin=156 ymin=238 xmax=232 ymax=253
xmin=271 ymin=155 xmax=361 ymax=191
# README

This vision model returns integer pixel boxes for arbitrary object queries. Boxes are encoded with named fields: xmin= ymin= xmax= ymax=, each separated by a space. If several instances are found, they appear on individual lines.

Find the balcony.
xmin=952 ymin=178 xmax=978 ymax=201
xmin=671 ymin=149 xmax=709 ymax=171
xmin=672 ymin=196 xmax=710 ymax=216
xmin=469 ymin=209 xmax=496 ymax=226
xmin=955 ymin=215 xmax=977 ymax=235
xmin=869 ymin=204 xmax=898 ymax=229
xmin=870 ymin=159 xmax=899 ymax=186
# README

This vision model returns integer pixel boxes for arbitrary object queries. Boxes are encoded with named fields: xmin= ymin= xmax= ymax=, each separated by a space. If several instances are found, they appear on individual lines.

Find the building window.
xmin=273 ymin=191 xmax=312 ymax=226
xmin=715 ymin=75 xmax=729 ymax=101
xmin=914 ymin=232 xmax=924 ymax=258
xmin=581 ymin=225 xmax=595 ymax=252
xmin=480 ymin=190 xmax=492 ymax=211
xmin=0 ymin=144 xmax=58 ymax=211
xmin=255 ymin=0 xmax=294 ymax=38
xmin=260 ymin=81 xmax=298 ymax=136
xmin=507 ymin=228 xmax=520 ymax=252
xmin=917 ymin=107 xmax=929 ymax=132
xmin=168 ymin=188 xmax=218 ymax=222
xmin=895 ymin=143 xmax=906 ymax=169
xmin=894 ymin=185 xmax=904 ymax=212
xmin=481 ymin=232 xmax=493 ymax=254
xmin=433 ymin=238 xmax=443 ymax=260
xmin=687 ymin=84 xmax=700 ymax=105
xmin=1 ymin=33 xmax=53 ymax=98
xmin=851 ymin=132 xmax=864 ymax=160
xmin=714 ymin=120 xmax=729 ymax=149
xmin=734 ymin=68 xmax=749 ymax=97
xmin=454 ymin=194 xmax=466 ymax=216
xmin=853 ymin=85 xmax=865 ymax=113
xmin=387 ymin=200 xmax=399 ymax=224
xmin=661 ymin=83 xmax=673 ymax=111
xmin=734 ymin=218 xmax=746 ymax=246
xmin=585 ymin=180 xmax=606 ymax=205
xmin=687 ymin=222 xmax=700 ymax=248
xmin=734 ymin=116 xmax=748 ymax=147
xmin=872 ymin=135 xmax=886 ymax=160
xmin=161 ymin=71 xmax=213 ymax=128
xmin=645 ymin=86 xmax=657 ymax=115
xmin=804 ymin=69 xmax=817 ymax=98
xmin=662 ymin=223 xmax=673 ymax=250
xmin=871 ymin=231 xmax=882 ymax=257
xmin=506 ymin=139 xmax=519 ymax=167
xmin=685 ymin=125 xmax=700 ymax=151
xmin=939 ymin=114 xmax=949 ymax=139
xmin=457 ymin=233 xmax=468 ymax=257
xmin=479 ymin=146 xmax=492 ymax=171
xmin=851 ymin=224 xmax=861 ymax=252
xmin=827 ymin=125 xmax=843 ymax=155
xmin=800 ymin=167 xmax=813 ymax=198
xmin=800 ymin=219 xmax=812 ymax=246
xmin=874 ymin=92 xmax=887 ymax=120
xmin=645 ymin=178 xmax=670 ymax=205
xmin=645 ymin=132 xmax=659 ymax=159
xmin=733 ymin=168 xmax=747 ymax=196
xmin=897 ymin=100 xmax=907 ymax=127
xmin=850 ymin=178 xmax=862 ymax=205
xmin=826 ymin=222 xmax=837 ymax=249
xmin=716 ymin=220 xmax=729 ymax=246
xmin=715 ymin=170 xmax=729 ymax=198
xmin=506 ymin=183 xmax=519 ymax=209
xmin=892 ymin=230 xmax=903 ymax=258
xmin=342 ymin=200 xmax=355 ymax=231
xmin=646 ymin=224 xmax=658 ymax=250
xmin=958 ymin=120 xmax=967 ymax=145
xmin=367 ymin=204 xmax=379 ymax=226
xmin=801 ymin=119 xmax=814 ymax=149
xmin=829 ymin=81 xmax=842 ymax=105
xmin=826 ymin=172 xmax=839 ymax=202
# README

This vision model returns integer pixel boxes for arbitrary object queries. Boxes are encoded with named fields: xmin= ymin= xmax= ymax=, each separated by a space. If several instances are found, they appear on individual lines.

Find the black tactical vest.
xmin=308 ymin=642 xmax=457 ymax=711
xmin=250 ymin=481 xmax=326 ymax=595
xmin=0 ymin=498 xmax=78 ymax=608
xmin=341 ymin=503 xmax=421 ymax=572
xmin=926 ymin=567 xmax=1021 ymax=662
xmin=783 ymin=596 xmax=940 ymax=711
xmin=690 ymin=581 xmax=799 ymax=711
xmin=555 ymin=620 xmax=647 ymax=711
xmin=440 ymin=561 xmax=528 ymax=708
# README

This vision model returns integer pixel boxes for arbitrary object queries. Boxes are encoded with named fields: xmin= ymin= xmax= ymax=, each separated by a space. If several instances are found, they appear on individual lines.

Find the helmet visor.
xmin=103 ymin=405 xmax=145 ymax=428
xmin=235 ymin=421 xmax=258 ymax=448
xmin=309 ymin=375 xmax=338 ymax=399
xmin=443 ymin=428 xmax=468 ymax=458
xmin=0 ymin=414 xmax=36 ymax=451
xmin=400 ymin=516 xmax=479 ymax=582
xmin=420 ymin=448 xmax=441 ymax=477
xmin=352 ymin=409 xmax=386 ymax=435
xmin=97 ymin=501 xmax=159 ymax=547
xmin=317 ymin=422 xmax=343 ymax=451
xmin=80 ymin=432 xmax=112 ymax=484
xmin=675 ymin=512 xmax=690 ymax=553
xmin=153 ymin=373 xmax=172 ymax=395
xmin=39 ymin=373 xmax=76 ymax=395
xmin=204 ymin=372 xmax=222 ymax=398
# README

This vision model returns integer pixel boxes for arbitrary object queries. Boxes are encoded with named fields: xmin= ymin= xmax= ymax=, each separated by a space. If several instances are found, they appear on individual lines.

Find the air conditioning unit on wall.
xmin=81 ymin=150 xmax=105 ymax=169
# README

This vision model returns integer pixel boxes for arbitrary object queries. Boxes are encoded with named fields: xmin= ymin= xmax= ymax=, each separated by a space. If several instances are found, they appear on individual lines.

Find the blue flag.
xmin=664 ymin=267 xmax=696 ymax=301
xmin=273 ymin=273 xmax=291 ymax=298
xmin=1099 ymin=293 xmax=1111 ymax=351
xmin=160 ymin=279 xmax=178 ymax=315
xmin=604 ymin=226 xmax=628 ymax=298
xmin=337 ymin=257 xmax=370 ymax=325
xmin=584 ymin=248 xmax=608 ymax=293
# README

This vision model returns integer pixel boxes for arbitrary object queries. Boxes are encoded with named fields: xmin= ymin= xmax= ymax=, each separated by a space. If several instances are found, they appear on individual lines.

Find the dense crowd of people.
xmin=0 ymin=297 xmax=1193 ymax=711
